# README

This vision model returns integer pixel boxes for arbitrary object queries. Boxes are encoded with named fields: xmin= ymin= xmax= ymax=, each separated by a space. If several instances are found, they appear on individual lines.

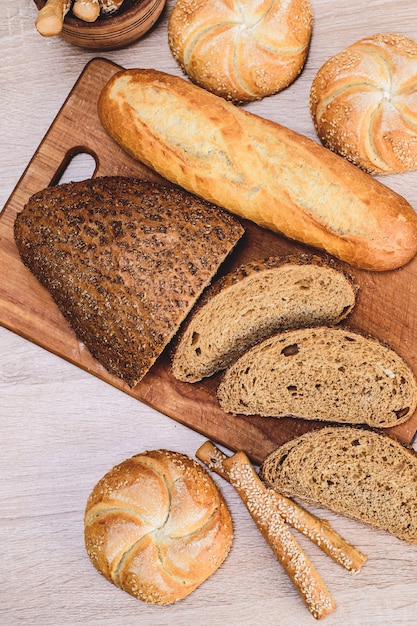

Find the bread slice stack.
xmin=14 ymin=176 xmax=244 ymax=387
xmin=260 ymin=426 xmax=417 ymax=544
xmin=171 ymin=251 xmax=417 ymax=430
xmin=172 ymin=255 xmax=357 ymax=382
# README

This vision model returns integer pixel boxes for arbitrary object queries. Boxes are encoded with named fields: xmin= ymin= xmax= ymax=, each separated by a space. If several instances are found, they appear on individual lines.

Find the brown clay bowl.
xmin=33 ymin=0 xmax=166 ymax=50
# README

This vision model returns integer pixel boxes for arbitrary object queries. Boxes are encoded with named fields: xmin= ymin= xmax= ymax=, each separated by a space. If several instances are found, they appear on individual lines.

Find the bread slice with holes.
xmin=217 ymin=326 xmax=417 ymax=428
xmin=171 ymin=255 xmax=357 ymax=382
xmin=260 ymin=426 xmax=417 ymax=543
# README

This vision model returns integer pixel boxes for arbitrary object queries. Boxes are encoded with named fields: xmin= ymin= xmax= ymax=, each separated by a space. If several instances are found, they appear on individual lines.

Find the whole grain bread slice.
xmin=260 ymin=426 xmax=417 ymax=543
xmin=217 ymin=326 xmax=417 ymax=428
xmin=171 ymin=255 xmax=357 ymax=382
xmin=14 ymin=176 xmax=244 ymax=386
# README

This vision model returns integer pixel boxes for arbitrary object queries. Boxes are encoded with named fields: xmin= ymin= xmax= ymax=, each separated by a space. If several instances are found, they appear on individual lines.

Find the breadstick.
xmin=196 ymin=441 xmax=367 ymax=575
xmin=99 ymin=0 xmax=124 ymax=14
xmin=73 ymin=0 xmax=100 ymax=22
xmin=35 ymin=0 xmax=71 ymax=36
xmin=221 ymin=450 xmax=336 ymax=620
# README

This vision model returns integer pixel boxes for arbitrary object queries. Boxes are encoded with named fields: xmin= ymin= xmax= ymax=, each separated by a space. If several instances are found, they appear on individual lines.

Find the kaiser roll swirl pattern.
xmin=310 ymin=34 xmax=417 ymax=174
xmin=84 ymin=450 xmax=233 ymax=604
xmin=168 ymin=0 xmax=313 ymax=103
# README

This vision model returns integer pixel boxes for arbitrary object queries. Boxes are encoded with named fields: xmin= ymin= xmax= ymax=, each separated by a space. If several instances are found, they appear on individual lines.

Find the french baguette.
xmin=260 ymin=426 xmax=417 ymax=544
xmin=98 ymin=68 xmax=417 ymax=271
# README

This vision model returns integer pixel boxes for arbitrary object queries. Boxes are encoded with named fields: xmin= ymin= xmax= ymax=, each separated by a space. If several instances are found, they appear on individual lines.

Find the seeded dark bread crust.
xmin=84 ymin=449 xmax=233 ymax=604
xmin=171 ymin=254 xmax=357 ymax=382
xmin=310 ymin=34 xmax=417 ymax=174
xmin=168 ymin=0 xmax=313 ymax=103
xmin=217 ymin=326 xmax=417 ymax=428
xmin=14 ymin=176 xmax=244 ymax=386
xmin=260 ymin=426 xmax=417 ymax=543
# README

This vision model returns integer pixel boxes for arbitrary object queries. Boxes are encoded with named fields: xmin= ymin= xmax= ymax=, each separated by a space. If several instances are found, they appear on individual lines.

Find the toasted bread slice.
xmin=172 ymin=255 xmax=357 ymax=382
xmin=260 ymin=426 xmax=417 ymax=543
xmin=217 ymin=326 xmax=417 ymax=428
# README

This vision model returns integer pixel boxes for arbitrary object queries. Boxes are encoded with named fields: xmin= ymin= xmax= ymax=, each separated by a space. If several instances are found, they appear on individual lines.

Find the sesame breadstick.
xmin=35 ymin=0 xmax=71 ymax=36
xmin=221 ymin=450 xmax=336 ymax=619
xmin=73 ymin=0 xmax=100 ymax=22
xmin=196 ymin=441 xmax=366 ymax=574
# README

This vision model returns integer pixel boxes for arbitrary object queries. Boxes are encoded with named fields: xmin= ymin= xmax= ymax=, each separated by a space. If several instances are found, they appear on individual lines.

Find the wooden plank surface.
xmin=1 ymin=56 xmax=417 ymax=462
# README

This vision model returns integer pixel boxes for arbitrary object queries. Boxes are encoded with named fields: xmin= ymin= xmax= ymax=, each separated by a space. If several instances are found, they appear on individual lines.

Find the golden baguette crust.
xmin=84 ymin=450 xmax=233 ymax=604
xmin=98 ymin=68 xmax=417 ymax=271
xmin=168 ymin=0 xmax=313 ymax=103
xmin=311 ymin=34 xmax=417 ymax=174
xmin=260 ymin=426 xmax=417 ymax=544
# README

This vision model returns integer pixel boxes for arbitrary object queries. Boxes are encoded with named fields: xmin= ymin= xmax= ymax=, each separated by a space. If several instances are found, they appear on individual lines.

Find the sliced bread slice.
xmin=14 ymin=176 xmax=244 ymax=387
xmin=260 ymin=426 xmax=417 ymax=543
xmin=217 ymin=326 xmax=417 ymax=428
xmin=171 ymin=255 xmax=357 ymax=382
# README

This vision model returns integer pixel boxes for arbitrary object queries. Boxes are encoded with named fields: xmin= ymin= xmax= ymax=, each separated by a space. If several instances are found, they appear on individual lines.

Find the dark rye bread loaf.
xmin=260 ymin=426 xmax=417 ymax=543
xmin=171 ymin=255 xmax=357 ymax=382
xmin=14 ymin=176 xmax=244 ymax=386
xmin=217 ymin=326 xmax=417 ymax=428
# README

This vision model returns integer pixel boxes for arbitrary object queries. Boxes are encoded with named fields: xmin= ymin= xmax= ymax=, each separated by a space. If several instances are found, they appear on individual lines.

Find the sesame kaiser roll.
xmin=84 ymin=450 xmax=233 ymax=604
xmin=168 ymin=0 xmax=313 ymax=103
xmin=310 ymin=33 xmax=417 ymax=174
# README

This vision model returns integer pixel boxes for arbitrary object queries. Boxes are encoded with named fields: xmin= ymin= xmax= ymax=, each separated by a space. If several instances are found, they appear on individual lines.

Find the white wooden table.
xmin=1 ymin=1 xmax=417 ymax=624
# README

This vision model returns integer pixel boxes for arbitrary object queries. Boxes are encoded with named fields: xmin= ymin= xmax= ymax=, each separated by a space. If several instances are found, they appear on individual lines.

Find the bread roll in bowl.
xmin=84 ymin=450 xmax=233 ymax=604
xmin=310 ymin=33 xmax=417 ymax=174
xmin=168 ymin=0 xmax=313 ymax=103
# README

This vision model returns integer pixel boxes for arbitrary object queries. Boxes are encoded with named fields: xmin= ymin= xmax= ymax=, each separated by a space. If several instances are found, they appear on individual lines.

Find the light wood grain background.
xmin=1 ymin=1 xmax=417 ymax=624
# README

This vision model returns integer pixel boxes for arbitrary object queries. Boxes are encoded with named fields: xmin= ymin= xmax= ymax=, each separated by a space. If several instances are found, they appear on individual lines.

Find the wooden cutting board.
xmin=1 ymin=57 xmax=417 ymax=463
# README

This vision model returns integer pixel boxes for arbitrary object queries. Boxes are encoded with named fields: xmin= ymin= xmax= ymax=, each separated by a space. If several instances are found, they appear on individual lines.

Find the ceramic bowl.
xmin=33 ymin=0 xmax=166 ymax=50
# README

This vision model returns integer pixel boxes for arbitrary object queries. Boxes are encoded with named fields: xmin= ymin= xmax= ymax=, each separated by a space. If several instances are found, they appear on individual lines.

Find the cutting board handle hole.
xmin=53 ymin=149 xmax=97 ymax=186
